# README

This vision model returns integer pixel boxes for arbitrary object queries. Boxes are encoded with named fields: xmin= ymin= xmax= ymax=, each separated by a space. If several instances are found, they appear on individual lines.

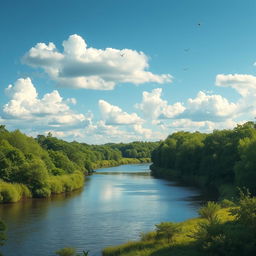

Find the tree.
xmin=155 ymin=222 xmax=180 ymax=243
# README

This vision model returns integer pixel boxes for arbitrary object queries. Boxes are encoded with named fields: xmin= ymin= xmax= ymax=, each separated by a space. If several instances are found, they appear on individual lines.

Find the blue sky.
xmin=1 ymin=0 xmax=256 ymax=143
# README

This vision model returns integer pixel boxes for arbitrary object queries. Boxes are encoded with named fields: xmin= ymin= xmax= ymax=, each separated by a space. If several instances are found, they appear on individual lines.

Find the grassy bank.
xmin=0 ymin=171 xmax=84 ymax=203
xmin=103 ymin=191 xmax=256 ymax=256
xmin=103 ymin=207 xmax=234 ymax=256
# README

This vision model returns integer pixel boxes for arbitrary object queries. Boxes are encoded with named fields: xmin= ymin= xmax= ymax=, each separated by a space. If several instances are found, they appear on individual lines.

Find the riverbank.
xmin=91 ymin=158 xmax=151 ymax=169
xmin=150 ymin=164 xmax=235 ymax=200
xmin=102 ymin=207 xmax=234 ymax=256
xmin=1 ymin=163 xmax=203 ymax=256
xmin=0 ymin=158 xmax=151 ymax=204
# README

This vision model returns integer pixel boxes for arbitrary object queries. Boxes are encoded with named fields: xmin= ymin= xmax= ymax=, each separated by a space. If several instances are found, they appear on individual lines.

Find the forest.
xmin=0 ymin=125 xmax=158 ymax=203
xmin=151 ymin=121 xmax=256 ymax=198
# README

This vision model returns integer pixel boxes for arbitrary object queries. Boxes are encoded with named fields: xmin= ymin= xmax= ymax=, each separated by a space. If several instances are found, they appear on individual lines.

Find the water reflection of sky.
xmin=0 ymin=163 xmax=202 ymax=256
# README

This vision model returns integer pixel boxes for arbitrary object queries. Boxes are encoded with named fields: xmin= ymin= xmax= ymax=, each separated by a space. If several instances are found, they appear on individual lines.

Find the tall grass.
xmin=0 ymin=180 xmax=31 ymax=203
xmin=48 ymin=171 xmax=84 ymax=194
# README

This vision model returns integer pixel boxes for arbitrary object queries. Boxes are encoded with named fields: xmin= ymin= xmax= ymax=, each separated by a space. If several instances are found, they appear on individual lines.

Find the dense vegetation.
xmin=0 ymin=125 xmax=158 ymax=203
xmin=106 ymin=141 xmax=160 ymax=159
xmin=102 ymin=191 xmax=256 ymax=256
xmin=151 ymin=121 xmax=256 ymax=198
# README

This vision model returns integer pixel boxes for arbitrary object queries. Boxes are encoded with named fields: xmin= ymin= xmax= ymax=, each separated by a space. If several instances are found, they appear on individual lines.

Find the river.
xmin=0 ymin=163 xmax=202 ymax=256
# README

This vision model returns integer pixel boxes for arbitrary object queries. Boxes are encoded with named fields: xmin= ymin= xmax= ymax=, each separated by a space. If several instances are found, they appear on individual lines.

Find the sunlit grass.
xmin=102 ymin=207 xmax=235 ymax=256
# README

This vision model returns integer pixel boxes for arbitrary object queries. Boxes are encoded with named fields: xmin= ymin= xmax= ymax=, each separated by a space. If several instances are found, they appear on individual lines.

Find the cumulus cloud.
xmin=133 ymin=124 xmax=153 ymax=139
xmin=3 ymin=77 xmax=87 ymax=128
xmin=216 ymin=74 xmax=256 ymax=97
xmin=182 ymin=91 xmax=237 ymax=122
xmin=164 ymin=118 xmax=237 ymax=133
xmin=136 ymin=87 xmax=238 ymax=123
xmin=136 ymin=88 xmax=185 ymax=120
xmin=216 ymin=74 xmax=256 ymax=117
xmin=23 ymin=34 xmax=172 ymax=90
xmin=99 ymin=99 xmax=143 ymax=125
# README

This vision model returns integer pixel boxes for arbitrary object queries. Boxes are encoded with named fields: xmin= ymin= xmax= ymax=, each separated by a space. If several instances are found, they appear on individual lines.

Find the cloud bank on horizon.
xmin=1 ymin=34 xmax=256 ymax=144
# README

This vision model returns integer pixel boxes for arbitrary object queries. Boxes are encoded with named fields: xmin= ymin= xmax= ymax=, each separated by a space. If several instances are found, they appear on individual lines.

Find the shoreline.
xmin=0 ymin=159 xmax=151 ymax=204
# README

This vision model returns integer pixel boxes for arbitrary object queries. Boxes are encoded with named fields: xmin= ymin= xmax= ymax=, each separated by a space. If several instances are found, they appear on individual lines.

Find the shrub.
xmin=0 ymin=180 xmax=31 ymax=203
xmin=55 ymin=247 xmax=76 ymax=256
xmin=220 ymin=199 xmax=236 ymax=208
xmin=140 ymin=231 xmax=156 ymax=241
xmin=198 ymin=201 xmax=220 ymax=223
xmin=155 ymin=222 xmax=180 ymax=243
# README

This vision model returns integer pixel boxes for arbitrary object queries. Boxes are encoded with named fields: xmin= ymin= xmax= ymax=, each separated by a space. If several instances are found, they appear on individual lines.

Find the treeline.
xmin=151 ymin=121 xmax=256 ymax=198
xmin=0 ymin=125 xmax=157 ymax=203
xmin=106 ymin=141 xmax=160 ymax=158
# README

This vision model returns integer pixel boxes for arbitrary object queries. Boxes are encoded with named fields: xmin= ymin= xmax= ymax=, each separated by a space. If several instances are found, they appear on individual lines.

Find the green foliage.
xmin=106 ymin=141 xmax=160 ymax=159
xmin=198 ymin=202 xmax=220 ymax=223
xmin=55 ymin=247 xmax=76 ymax=256
xmin=140 ymin=231 xmax=156 ymax=241
xmin=220 ymin=199 xmax=236 ymax=208
xmin=151 ymin=122 xmax=256 ymax=196
xmin=230 ymin=189 xmax=256 ymax=227
xmin=235 ymin=136 xmax=256 ymax=194
xmin=48 ymin=172 xmax=84 ymax=194
xmin=48 ymin=150 xmax=78 ymax=174
xmin=0 ymin=180 xmax=31 ymax=203
xmin=155 ymin=222 xmax=180 ymax=243
xmin=0 ymin=126 xmax=155 ymax=203
xmin=102 ymin=200 xmax=256 ymax=256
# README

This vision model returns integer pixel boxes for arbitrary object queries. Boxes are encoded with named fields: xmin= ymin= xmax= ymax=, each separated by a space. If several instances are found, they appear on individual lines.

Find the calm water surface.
xmin=0 ymin=163 xmax=201 ymax=256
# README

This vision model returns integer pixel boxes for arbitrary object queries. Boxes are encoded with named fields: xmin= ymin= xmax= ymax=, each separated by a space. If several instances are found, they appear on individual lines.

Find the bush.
xmin=0 ymin=180 xmax=31 ymax=203
xmin=230 ymin=190 xmax=256 ymax=227
xmin=140 ymin=231 xmax=156 ymax=241
xmin=155 ymin=222 xmax=180 ymax=243
xmin=55 ymin=247 xmax=76 ymax=256
xmin=198 ymin=202 xmax=220 ymax=223
xmin=220 ymin=199 xmax=236 ymax=208
xmin=48 ymin=172 xmax=84 ymax=194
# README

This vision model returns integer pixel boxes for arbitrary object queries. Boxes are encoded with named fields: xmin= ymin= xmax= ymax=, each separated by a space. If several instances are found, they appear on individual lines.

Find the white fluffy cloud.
xmin=136 ymin=88 xmax=185 ymax=120
xmin=182 ymin=91 xmax=237 ymax=121
xmin=165 ymin=119 xmax=237 ymax=133
xmin=3 ymin=78 xmax=87 ymax=127
xmin=136 ymin=87 xmax=238 ymax=123
xmin=216 ymin=74 xmax=256 ymax=117
xmin=216 ymin=74 xmax=256 ymax=97
xmin=23 ymin=34 xmax=172 ymax=90
xmin=99 ymin=99 xmax=143 ymax=125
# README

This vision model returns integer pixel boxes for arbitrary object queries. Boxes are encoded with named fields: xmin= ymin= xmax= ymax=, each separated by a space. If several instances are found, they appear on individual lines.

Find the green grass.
xmin=102 ymin=208 xmax=234 ymax=256
xmin=0 ymin=180 xmax=32 ymax=203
